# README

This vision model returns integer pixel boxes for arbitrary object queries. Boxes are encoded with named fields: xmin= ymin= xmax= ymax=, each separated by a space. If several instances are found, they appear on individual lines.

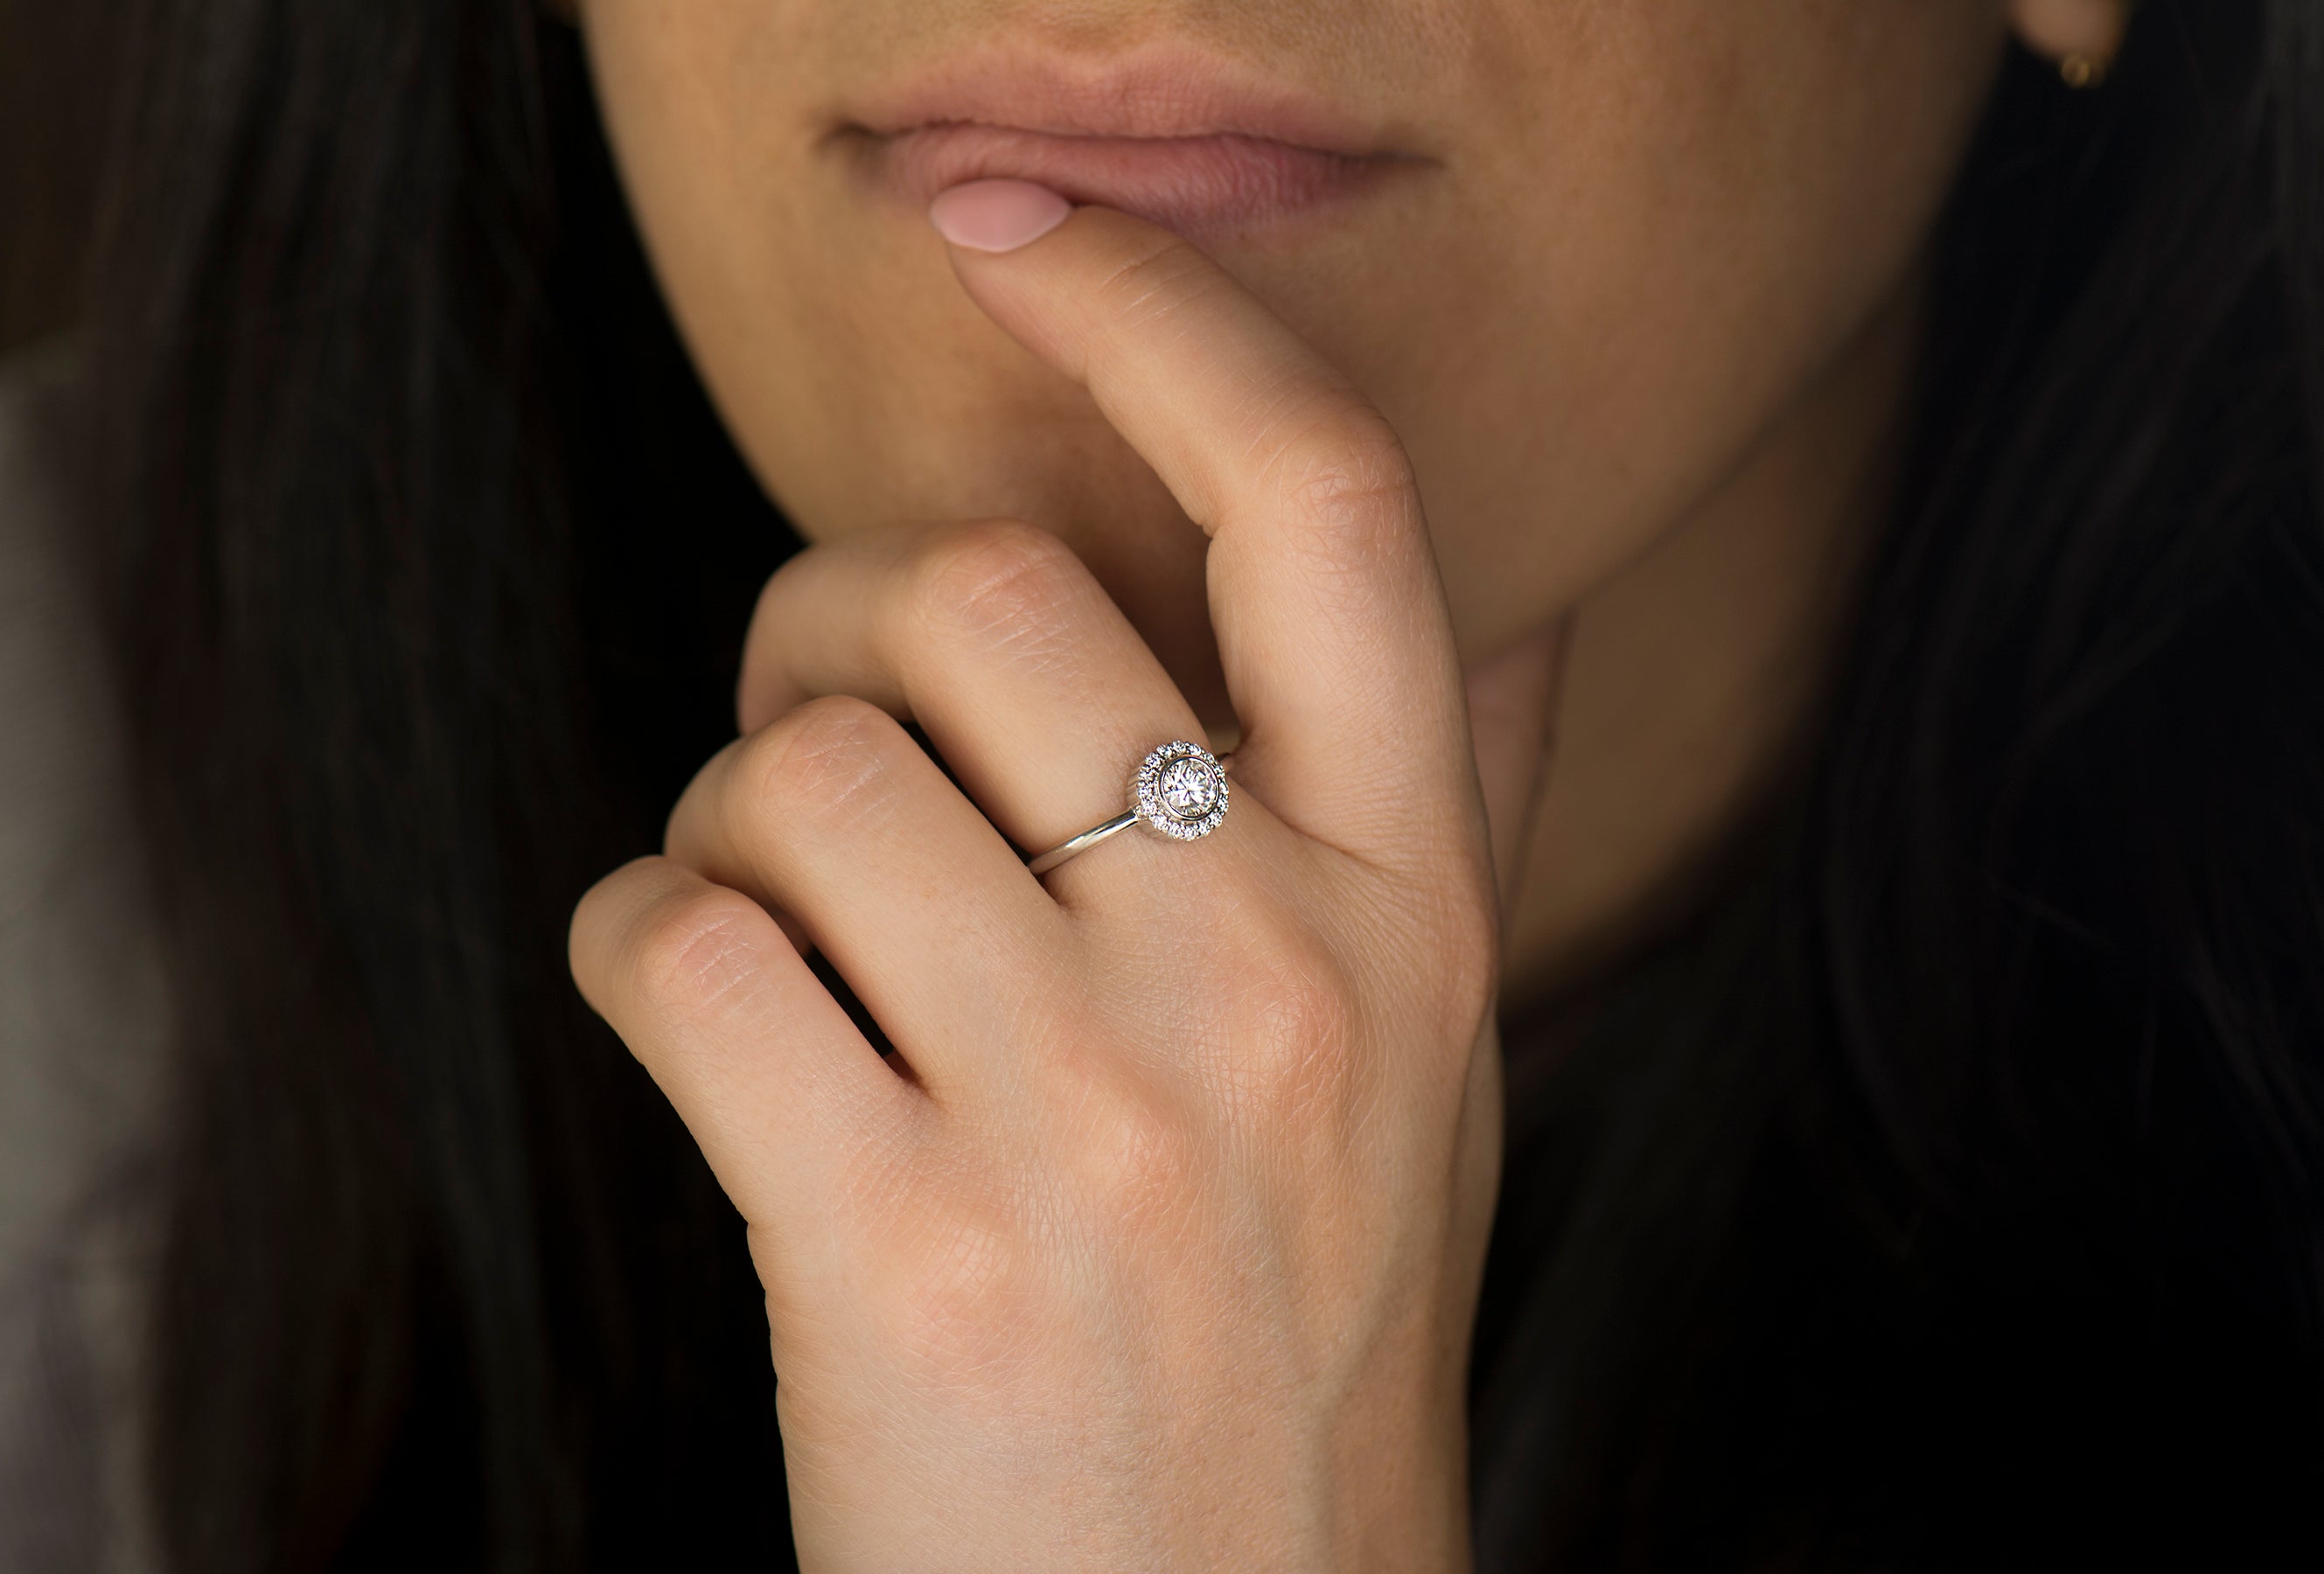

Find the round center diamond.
xmin=1155 ymin=756 xmax=1221 ymax=822
xmin=1133 ymin=740 xmax=1229 ymax=841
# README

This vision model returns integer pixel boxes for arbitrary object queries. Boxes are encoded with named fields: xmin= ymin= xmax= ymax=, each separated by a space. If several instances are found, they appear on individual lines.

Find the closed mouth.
xmin=865 ymin=122 xmax=1415 ymax=233
xmin=831 ymin=45 xmax=1432 ymax=236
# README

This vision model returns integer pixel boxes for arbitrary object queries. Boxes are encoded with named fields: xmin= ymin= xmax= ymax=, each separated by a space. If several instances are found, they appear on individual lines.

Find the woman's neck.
xmin=1499 ymin=275 xmax=1926 ymax=1017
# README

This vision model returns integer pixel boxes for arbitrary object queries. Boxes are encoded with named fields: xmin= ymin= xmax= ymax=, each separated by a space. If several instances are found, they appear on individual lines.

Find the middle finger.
xmin=665 ymin=694 xmax=1071 ymax=1095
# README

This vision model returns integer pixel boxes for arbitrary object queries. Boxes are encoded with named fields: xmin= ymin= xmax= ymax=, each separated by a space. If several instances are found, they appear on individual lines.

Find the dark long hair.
xmin=1474 ymin=4 xmax=2324 ymax=1567
xmin=73 ymin=2 xmax=2321 ymax=1570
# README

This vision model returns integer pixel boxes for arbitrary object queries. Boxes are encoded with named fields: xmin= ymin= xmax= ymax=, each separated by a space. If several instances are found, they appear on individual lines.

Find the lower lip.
xmin=863 ymin=122 xmax=1416 ymax=235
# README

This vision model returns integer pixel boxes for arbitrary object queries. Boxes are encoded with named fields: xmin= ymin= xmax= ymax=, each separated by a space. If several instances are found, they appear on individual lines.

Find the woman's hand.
xmin=570 ymin=194 xmax=1560 ymax=1571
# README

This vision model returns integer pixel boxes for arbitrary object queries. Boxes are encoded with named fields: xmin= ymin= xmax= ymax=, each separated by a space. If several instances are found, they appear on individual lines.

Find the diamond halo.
xmin=1131 ymin=740 xmax=1229 ymax=841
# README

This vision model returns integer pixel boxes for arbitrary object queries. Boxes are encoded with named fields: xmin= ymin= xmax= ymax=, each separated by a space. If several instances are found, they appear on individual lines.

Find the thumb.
xmin=1463 ymin=618 xmax=1573 ymax=924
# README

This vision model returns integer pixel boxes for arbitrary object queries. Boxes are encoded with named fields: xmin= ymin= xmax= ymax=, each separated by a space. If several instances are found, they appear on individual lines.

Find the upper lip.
xmin=838 ymin=43 xmax=1409 ymax=157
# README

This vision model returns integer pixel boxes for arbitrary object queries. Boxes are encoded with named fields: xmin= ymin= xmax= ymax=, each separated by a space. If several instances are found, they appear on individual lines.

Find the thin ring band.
xmin=1027 ymin=810 xmax=1142 ymax=875
xmin=1026 ymin=742 xmax=1233 ymax=877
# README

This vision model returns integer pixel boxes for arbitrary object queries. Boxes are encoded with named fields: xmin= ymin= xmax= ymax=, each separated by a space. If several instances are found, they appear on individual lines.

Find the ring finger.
xmin=737 ymin=517 xmax=1223 ymax=881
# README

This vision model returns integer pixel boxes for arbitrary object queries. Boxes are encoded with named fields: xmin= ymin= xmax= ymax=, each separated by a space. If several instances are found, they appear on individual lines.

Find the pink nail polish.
xmin=927 ymin=179 xmax=1072 ymax=253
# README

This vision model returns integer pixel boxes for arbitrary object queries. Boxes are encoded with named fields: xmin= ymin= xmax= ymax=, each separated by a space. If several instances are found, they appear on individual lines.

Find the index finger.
xmin=930 ymin=181 xmax=1481 ymax=874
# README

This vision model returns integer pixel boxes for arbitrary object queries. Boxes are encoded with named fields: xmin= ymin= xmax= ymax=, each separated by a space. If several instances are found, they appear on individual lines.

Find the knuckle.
xmin=883 ymin=1208 xmax=1038 ymax=1393
xmin=1064 ymin=1074 xmax=1202 ymax=1215
xmin=735 ymin=695 xmax=897 ymax=825
xmin=1286 ymin=415 xmax=1420 ymax=523
xmin=1250 ymin=947 xmax=1364 ymax=1104
xmin=907 ymin=519 xmax=1088 ymax=653
xmin=1213 ymin=912 xmax=1364 ymax=1125
xmin=1265 ymin=405 xmax=1424 ymax=568
xmin=627 ymin=886 xmax=767 ymax=1015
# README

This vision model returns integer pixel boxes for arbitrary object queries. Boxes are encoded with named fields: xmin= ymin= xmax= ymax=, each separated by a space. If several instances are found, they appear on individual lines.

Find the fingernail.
xmin=927 ymin=179 xmax=1072 ymax=253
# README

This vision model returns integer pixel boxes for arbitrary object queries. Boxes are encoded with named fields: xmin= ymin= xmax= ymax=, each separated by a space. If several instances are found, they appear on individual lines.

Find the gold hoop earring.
xmin=2059 ymin=51 xmax=2112 ymax=89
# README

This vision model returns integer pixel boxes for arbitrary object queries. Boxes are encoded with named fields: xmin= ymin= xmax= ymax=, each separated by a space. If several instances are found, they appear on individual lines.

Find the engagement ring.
xmin=1026 ymin=740 xmax=1231 ymax=875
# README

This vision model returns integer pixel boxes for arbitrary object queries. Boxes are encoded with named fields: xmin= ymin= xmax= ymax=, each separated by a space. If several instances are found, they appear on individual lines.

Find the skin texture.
xmin=568 ymin=2 xmax=2132 ymax=1566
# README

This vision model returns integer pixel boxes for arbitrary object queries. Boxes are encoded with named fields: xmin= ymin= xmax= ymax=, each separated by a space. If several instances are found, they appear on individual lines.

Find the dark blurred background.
xmin=0 ymin=2 xmax=103 ymax=355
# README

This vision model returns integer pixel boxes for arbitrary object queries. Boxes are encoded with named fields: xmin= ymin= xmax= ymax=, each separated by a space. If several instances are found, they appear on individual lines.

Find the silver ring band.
xmin=1027 ymin=740 xmax=1232 ymax=877
xmin=1026 ymin=810 xmax=1142 ymax=875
